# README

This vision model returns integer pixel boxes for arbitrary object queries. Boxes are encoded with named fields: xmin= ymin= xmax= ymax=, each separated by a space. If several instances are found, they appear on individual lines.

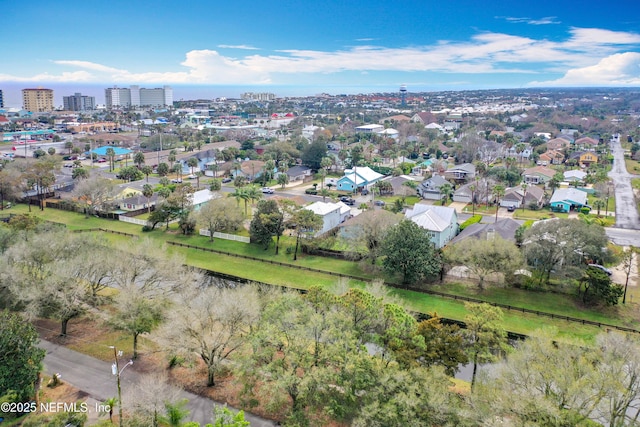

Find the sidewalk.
xmin=41 ymin=340 xmax=276 ymax=426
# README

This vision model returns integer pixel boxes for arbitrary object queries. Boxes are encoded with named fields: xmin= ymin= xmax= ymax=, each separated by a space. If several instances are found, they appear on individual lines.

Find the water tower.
xmin=399 ymin=84 xmax=407 ymax=106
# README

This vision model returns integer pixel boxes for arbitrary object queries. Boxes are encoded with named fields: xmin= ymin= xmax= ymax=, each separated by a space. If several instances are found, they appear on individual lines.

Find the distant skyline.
xmin=2 ymin=0 xmax=640 ymax=108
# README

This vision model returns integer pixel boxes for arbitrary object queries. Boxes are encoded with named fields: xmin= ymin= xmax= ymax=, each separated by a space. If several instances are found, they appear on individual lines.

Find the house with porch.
xmin=304 ymin=201 xmax=352 ymax=236
xmin=569 ymin=151 xmax=598 ymax=168
xmin=404 ymin=204 xmax=458 ymax=249
xmin=538 ymin=150 xmax=565 ymax=165
xmin=500 ymin=185 xmax=545 ymax=209
xmin=417 ymin=174 xmax=449 ymax=200
xmin=549 ymin=188 xmax=588 ymax=212
xmin=522 ymin=166 xmax=556 ymax=185
xmin=336 ymin=166 xmax=384 ymax=192
xmin=444 ymin=163 xmax=476 ymax=181
xmin=118 ymin=193 xmax=159 ymax=211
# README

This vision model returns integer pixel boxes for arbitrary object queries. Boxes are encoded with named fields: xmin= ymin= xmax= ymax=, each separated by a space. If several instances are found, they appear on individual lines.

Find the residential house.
xmin=574 ymin=137 xmax=599 ymax=149
xmin=411 ymin=112 xmax=438 ymax=125
xmin=338 ymin=209 xmax=401 ymax=240
xmin=538 ymin=149 xmax=565 ymax=165
xmin=232 ymin=160 xmax=266 ymax=181
xmin=379 ymin=114 xmax=411 ymax=124
xmin=449 ymin=218 xmax=521 ymax=245
xmin=452 ymin=178 xmax=493 ymax=204
xmin=500 ymin=185 xmax=545 ymax=209
xmin=569 ymin=151 xmax=598 ymax=168
xmin=549 ymin=188 xmax=589 ymax=212
xmin=522 ymin=166 xmax=556 ymax=185
xmin=444 ymin=163 xmax=476 ymax=181
xmin=383 ymin=175 xmax=416 ymax=196
xmin=417 ymin=174 xmax=449 ymax=200
xmin=404 ymin=204 xmax=458 ymax=248
xmin=118 ymin=193 xmax=159 ymax=211
xmin=192 ymin=189 xmax=219 ymax=211
xmin=336 ymin=166 xmax=384 ymax=192
xmin=304 ymin=201 xmax=351 ymax=236
xmin=563 ymin=170 xmax=588 ymax=183
xmin=282 ymin=165 xmax=312 ymax=182
xmin=546 ymin=137 xmax=571 ymax=151
xmin=452 ymin=182 xmax=474 ymax=203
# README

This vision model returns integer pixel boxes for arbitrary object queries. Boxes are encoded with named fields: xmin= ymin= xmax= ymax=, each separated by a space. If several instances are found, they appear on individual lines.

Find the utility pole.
xmin=110 ymin=346 xmax=133 ymax=427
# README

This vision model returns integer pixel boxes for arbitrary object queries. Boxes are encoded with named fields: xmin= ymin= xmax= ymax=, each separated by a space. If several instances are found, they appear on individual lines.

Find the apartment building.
xmin=0 ymin=89 xmax=4 ymax=109
xmin=63 ymin=92 xmax=96 ymax=111
xmin=105 ymin=85 xmax=173 ymax=108
xmin=22 ymin=88 xmax=54 ymax=112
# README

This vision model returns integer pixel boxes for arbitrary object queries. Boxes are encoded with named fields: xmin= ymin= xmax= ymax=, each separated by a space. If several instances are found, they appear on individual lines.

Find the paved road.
xmin=608 ymin=136 xmax=640 ymax=229
xmin=41 ymin=340 xmax=276 ymax=427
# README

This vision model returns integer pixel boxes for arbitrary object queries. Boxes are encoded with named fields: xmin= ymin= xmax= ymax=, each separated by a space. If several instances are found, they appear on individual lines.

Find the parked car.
xmin=588 ymin=264 xmax=612 ymax=276
xmin=374 ymin=200 xmax=385 ymax=206
xmin=222 ymin=177 xmax=232 ymax=183
xmin=171 ymin=178 xmax=183 ymax=183
xmin=340 ymin=197 xmax=355 ymax=205
xmin=186 ymin=174 xmax=197 ymax=179
xmin=507 ymin=205 xmax=516 ymax=212
xmin=261 ymin=187 xmax=274 ymax=194
xmin=97 ymin=158 xmax=107 ymax=163
xmin=305 ymin=188 xmax=318 ymax=195
xmin=361 ymin=189 xmax=369 ymax=195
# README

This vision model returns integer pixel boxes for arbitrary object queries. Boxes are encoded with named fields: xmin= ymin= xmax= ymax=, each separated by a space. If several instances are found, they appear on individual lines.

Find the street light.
xmin=110 ymin=346 xmax=133 ymax=427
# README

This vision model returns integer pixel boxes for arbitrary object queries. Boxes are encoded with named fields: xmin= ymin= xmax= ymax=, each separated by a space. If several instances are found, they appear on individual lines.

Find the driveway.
xmin=608 ymin=136 xmax=640 ymax=229
xmin=41 ymin=340 xmax=276 ymax=426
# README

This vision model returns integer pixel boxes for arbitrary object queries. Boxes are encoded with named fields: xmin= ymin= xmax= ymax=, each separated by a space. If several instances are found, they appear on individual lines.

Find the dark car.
xmin=361 ymin=189 xmax=369 ymax=195
xmin=507 ymin=205 xmax=516 ymax=212
xmin=374 ymin=200 xmax=385 ymax=206
xmin=340 ymin=197 xmax=355 ymax=205
xmin=305 ymin=188 xmax=318 ymax=195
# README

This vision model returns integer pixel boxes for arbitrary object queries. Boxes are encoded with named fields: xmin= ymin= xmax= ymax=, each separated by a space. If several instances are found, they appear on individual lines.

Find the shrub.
xmin=459 ymin=215 xmax=482 ymax=231
xmin=141 ymin=225 xmax=153 ymax=232
xmin=580 ymin=206 xmax=591 ymax=215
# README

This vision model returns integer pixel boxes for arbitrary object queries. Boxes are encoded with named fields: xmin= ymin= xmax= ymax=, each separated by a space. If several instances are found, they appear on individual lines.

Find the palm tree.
xmin=439 ymin=183 xmax=453 ymax=206
xmin=593 ymin=198 xmax=606 ymax=217
xmin=141 ymin=165 xmax=153 ymax=182
xmin=245 ymin=185 xmax=263 ymax=215
xmin=492 ymin=184 xmax=506 ymax=221
xmin=106 ymin=147 xmax=116 ymax=172
xmin=232 ymin=187 xmax=250 ymax=216
xmin=102 ymin=397 xmax=118 ymax=423
xmin=521 ymin=182 xmax=528 ymax=211
xmin=133 ymin=151 xmax=145 ymax=168
xmin=469 ymin=183 xmax=477 ymax=216
xmin=142 ymin=184 xmax=154 ymax=214
xmin=319 ymin=187 xmax=331 ymax=202
xmin=187 ymin=157 xmax=199 ymax=175
xmin=168 ymin=150 xmax=177 ymax=169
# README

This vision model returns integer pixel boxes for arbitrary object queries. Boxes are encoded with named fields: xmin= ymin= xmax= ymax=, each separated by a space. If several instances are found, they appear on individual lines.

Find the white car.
xmin=261 ymin=187 xmax=274 ymax=194
xmin=186 ymin=174 xmax=197 ymax=179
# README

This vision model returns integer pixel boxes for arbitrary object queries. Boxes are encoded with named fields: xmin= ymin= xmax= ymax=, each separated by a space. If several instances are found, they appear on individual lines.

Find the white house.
xmin=355 ymin=124 xmax=384 ymax=133
xmin=405 ymin=204 xmax=458 ymax=249
xmin=192 ymin=189 xmax=219 ymax=210
xmin=304 ymin=201 xmax=351 ymax=236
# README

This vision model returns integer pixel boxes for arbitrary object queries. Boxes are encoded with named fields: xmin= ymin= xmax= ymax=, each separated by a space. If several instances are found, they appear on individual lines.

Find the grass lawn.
xmin=9 ymin=202 xmax=636 ymax=341
xmin=512 ymin=210 xmax=569 ymax=220
xmin=632 ymin=178 xmax=640 ymax=190
xmin=625 ymin=158 xmax=640 ymax=174
xmin=587 ymin=194 xmax=616 ymax=214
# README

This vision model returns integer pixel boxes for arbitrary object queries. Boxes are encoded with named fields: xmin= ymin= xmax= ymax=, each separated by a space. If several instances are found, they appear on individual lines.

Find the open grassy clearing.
xmin=10 ymin=203 xmax=639 ymax=341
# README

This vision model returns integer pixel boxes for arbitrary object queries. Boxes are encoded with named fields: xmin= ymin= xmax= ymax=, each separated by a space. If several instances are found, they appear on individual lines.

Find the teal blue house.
xmin=549 ymin=188 xmax=588 ymax=212
xmin=336 ymin=166 xmax=384 ymax=192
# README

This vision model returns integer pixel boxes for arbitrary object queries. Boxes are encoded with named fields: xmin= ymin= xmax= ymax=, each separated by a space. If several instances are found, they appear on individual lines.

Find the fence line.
xmin=118 ymin=216 xmax=148 ymax=226
xmin=64 ymin=227 xmax=640 ymax=336
xmin=198 ymin=229 xmax=250 ymax=243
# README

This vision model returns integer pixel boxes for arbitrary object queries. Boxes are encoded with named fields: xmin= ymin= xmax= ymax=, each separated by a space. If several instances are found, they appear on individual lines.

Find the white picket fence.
xmin=119 ymin=215 xmax=179 ymax=226
xmin=199 ymin=229 xmax=250 ymax=243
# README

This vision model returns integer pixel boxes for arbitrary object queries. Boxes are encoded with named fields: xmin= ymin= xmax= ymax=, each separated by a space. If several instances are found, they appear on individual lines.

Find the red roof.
xmin=285 ymin=112 xmax=295 ymax=117
xmin=0 ymin=116 xmax=9 ymax=123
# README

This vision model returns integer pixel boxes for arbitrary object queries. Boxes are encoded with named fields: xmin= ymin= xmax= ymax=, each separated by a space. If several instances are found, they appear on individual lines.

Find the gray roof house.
xmin=549 ymin=188 xmax=589 ymax=213
xmin=405 ymin=204 xmax=458 ymax=248
xmin=417 ymin=175 xmax=449 ymax=200
xmin=449 ymin=218 xmax=522 ymax=245
xmin=444 ymin=163 xmax=476 ymax=181
xmin=500 ymin=185 xmax=545 ymax=209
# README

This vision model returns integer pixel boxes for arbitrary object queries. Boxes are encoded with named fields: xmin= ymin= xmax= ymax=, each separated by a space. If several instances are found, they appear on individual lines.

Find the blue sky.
xmin=2 ymin=0 xmax=640 ymax=98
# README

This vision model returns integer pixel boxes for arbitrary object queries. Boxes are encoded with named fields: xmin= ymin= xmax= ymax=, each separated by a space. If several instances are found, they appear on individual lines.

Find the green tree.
xmin=187 ymin=157 xmax=199 ymax=175
xmin=492 ymin=184 xmax=505 ymax=221
xmin=463 ymin=302 xmax=507 ymax=389
xmin=301 ymin=139 xmax=328 ymax=170
xmin=141 ymin=165 xmax=153 ymax=182
xmin=47 ymin=147 xmax=56 ymax=156
xmin=277 ymin=172 xmax=289 ymax=188
xmin=211 ymin=405 xmax=250 ymax=427
xmin=142 ymin=184 xmax=154 ymax=214
xmin=196 ymin=197 xmax=244 ymax=242
xmin=156 ymin=162 xmax=169 ymax=177
xmin=133 ymin=151 xmax=145 ymax=168
xmin=249 ymin=200 xmax=284 ymax=249
xmin=381 ymin=219 xmax=443 ymax=286
xmin=446 ymin=236 xmax=523 ymax=290
xmin=579 ymin=265 xmax=623 ymax=306
xmin=292 ymin=208 xmax=323 ymax=261
xmin=209 ymin=179 xmax=222 ymax=191
xmin=0 ymin=311 xmax=46 ymax=402
xmin=593 ymin=198 xmax=606 ymax=216
xmin=106 ymin=147 xmax=116 ymax=172
xmin=72 ymin=167 xmax=89 ymax=180
xmin=439 ymin=182 xmax=453 ymax=206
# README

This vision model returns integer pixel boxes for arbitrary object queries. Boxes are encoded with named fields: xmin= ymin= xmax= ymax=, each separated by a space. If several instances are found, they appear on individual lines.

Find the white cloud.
xmin=217 ymin=44 xmax=260 ymax=50
xmin=501 ymin=16 xmax=560 ymax=25
xmin=1 ymin=27 xmax=639 ymax=87
xmin=528 ymin=52 xmax=640 ymax=86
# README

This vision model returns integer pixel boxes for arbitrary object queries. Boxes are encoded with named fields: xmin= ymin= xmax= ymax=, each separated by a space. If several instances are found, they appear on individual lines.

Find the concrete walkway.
xmin=41 ymin=340 xmax=276 ymax=426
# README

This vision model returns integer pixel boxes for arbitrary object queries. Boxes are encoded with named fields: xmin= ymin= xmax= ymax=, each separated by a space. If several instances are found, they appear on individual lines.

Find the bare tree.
xmin=123 ymin=372 xmax=184 ymax=427
xmin=159 ymin=284 xmax=261 ymax=386
xmin=195 ymin=196 xmax=242 ymax=242
xmin=73 ymin=175 xmax=116 ymax=217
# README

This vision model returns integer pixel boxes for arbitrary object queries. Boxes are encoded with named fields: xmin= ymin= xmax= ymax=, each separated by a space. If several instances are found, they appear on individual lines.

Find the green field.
xmin=8 ymin=203 xmax=638 ymax=341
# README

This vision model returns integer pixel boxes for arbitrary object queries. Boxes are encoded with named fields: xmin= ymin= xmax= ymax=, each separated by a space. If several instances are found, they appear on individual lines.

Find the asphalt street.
xmin=41 ymin=340 xmax=276 ymax=427
xmin=608 ymin=136 xmax=640 ymax=230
